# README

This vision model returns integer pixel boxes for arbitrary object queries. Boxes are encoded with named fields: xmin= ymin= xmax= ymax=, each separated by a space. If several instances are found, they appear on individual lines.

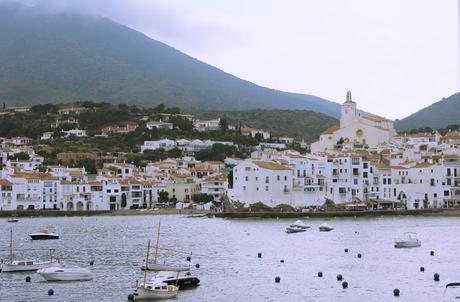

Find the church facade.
xmin=311 ymin=91 xmax=396 ymax=153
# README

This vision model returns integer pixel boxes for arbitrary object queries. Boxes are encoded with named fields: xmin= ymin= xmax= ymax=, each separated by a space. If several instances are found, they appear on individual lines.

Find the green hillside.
xmin=395 ymin=93 xmax=460 ymax=131
xmin=0 ymin=3 xmax=342 ymax=117
xmin=196 ymin=109 xmax=338 ymax=142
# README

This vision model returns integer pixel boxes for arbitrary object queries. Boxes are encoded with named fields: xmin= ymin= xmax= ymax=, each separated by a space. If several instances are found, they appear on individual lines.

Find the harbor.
xmin=1 ymin=214 xmax=459 ymax=301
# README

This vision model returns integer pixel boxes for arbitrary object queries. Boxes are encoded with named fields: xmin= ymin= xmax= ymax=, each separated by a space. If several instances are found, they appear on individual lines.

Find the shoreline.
xmin=2 ymin=208 xmax=460 ymax=218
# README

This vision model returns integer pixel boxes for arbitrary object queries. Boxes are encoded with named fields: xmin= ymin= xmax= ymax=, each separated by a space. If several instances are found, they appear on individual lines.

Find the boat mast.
xmin=9 ymin=228 xmax=13 ymax=263
xmin=143 ymin=240 xmax=151 ymax=288
xmin=153 ymin=220 xmax=161 ymax=264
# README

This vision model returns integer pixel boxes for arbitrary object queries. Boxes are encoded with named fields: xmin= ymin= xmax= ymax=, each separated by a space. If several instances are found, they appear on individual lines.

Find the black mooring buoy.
xmin=318 ymin=272 xmax=323 ymax=277
xmin=357 ymin=253 xmax=362 ymax=258
xmin=280 ymin=259 xmax=284 ymax=263
xmin=275 ymin=276 xmax=281 ymax=283
xmin=336 ymin=274 xmax=343 ymax=281
xmin=128 ymin=294 xmax=135 ymax=301
xmin=258 ymin=252 xmax=262 ymax=258
xmin=186 ymin=256 xmax=191 ymax=262
xmin=48 ymin=289 xmax=54 ymax=296
xmin=89 ymin=260 xmax=94 ymax=266
xmin=430 ymin=251 xmax=435 ymax=256
xmin=420 ymin=266 xmax=425 ymax=272
xmin=344 ymin=248 xmax=348 ymax=253
xmin=195 ymin=264 xmax=200 ymax=269
xmin=25 ymin=276 xmax=31 ymax=282
xmin=434 ymin=273 xmax=440 ymax=281
xmin=342 ymin=281 xmax=348 ymax=289
xmin=393 ymin=288 xmax=400 ymax=297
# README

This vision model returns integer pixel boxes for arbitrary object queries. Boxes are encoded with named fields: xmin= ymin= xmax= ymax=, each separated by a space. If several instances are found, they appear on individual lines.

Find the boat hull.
xmin=30 ymin=235 xmax=59 ymax=240
xmin=1 ymin=260 xmax=60 ymax=273
xmin=394 ymin=241 xmax=421 ymax=248
xmin=285 ymin=228 xmax=306 ymax=233
xmin=134 ymin=287 xmax=178 ymax=300
xmin=161 ymin=277 xmax=200 ymax=289
xmin=38 ymin=268 xmax=93 ymax=281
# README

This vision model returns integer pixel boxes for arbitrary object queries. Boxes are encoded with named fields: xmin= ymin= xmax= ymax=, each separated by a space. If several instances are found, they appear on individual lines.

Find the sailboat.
xmin=1 ymin=228 xmax=60 ymax=273
xmin=141 ymin=221 xmax=189 ymax=272
xmin=131 ymin=239 xmax=179 ymax=300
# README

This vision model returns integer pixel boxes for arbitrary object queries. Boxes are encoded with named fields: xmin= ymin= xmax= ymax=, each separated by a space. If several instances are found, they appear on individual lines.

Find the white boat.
xmin=285 ymin=226 xmax=307 ymax=234
xmin=29 ymin=228 xmax=59 ymax=240
xmin=394 ymin=232 xmax=421 ymax=248
xmin=2 ymin=259 xmax=60 ymax=272
xmin=289 ymin=220 xmax=310 ymax=229
xmin=319 ymin=223 xmax=334 ymax=232
xmin=133 ymin=282 xmax=178 ymax=300
xmin=1 ymin=229 xmax=60 ymax=272
xmin=7 ymin=218 xmax=19 ymax=223
xmin=443 ymin=283 xmax=460 ymax=301
xmin=37 ymin=267 xmax=93 ymax=281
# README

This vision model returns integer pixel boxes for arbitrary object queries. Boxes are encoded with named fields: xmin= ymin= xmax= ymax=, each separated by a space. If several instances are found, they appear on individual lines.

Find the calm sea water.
xmin=1 ymin=215 xmax=459 ymax=302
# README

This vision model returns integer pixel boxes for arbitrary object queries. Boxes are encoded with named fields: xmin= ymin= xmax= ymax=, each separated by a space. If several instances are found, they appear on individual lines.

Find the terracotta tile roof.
xmin=322 ymin=125 xmax=340 ymax=135
xmin=413 ymin=162 xmax=434 ymax=168
xmin=0 ymin=179 xmax=12 ymax=185
xmin=253 ymin=161 xmax=292 ymax=171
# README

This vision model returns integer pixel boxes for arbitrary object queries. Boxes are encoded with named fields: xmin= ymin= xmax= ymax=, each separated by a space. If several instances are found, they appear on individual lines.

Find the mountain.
xmin=196 ymin=109 xmax=338 ymax=142
xmin=0 ymin=3 xmax=342 ymax=117
xmin=395 ymin=93 xmax=460 ymax=131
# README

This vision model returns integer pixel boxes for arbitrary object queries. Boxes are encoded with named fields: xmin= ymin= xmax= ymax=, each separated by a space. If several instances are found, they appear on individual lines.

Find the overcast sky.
xmin=10 ymin=0 xmax=460 ymax=119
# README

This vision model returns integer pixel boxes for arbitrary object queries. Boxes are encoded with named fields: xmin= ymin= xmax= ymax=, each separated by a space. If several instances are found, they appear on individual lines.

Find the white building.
xmin=146 ymin=121 xmax=173 ymax=130
xmin=63 ymin=128 xmax=87 ymax=137
xmin=311 ymin=91 xmax=396 ymax=153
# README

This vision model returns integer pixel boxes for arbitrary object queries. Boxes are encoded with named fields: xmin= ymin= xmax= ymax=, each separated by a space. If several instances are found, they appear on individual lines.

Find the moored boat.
xmin=141 ymin=263 xmax=190 ymax=272
xmin=289 ymin=220 xmax=310 ymax=229
xmin=133 ymin=282 xmax=178 ymax=300
xmin=394 ymin=232 xmax=421 ymax=248
xmin=29 ymin=228 xmax=59 ymax=240
xmin=37 ymin=267 xmax=93 ymax=281
xmin=150 ymin=270 xmax=200 ymax=289
xmin=319 ymin=223 xmax=334 ymax=232
xmin=285 ymin=226 xmax=307 ymax=234
xmin=443 ymin=283 xmax=460 ymax=301
xmin=1 ymin=229 xmax=60 ymax=273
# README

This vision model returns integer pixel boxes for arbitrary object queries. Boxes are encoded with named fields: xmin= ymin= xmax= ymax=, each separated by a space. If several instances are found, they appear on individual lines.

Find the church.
xmin=310 ymin=91 xmax=396 ymax=153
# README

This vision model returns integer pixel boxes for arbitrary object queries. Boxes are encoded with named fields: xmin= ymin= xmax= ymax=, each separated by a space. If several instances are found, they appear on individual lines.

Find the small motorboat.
xmin=394 ymin=232 xmax=421 ymax=248
xmin=38 ymin=267 xmax=93 ymax=281
xmin=289 ymin=220 xmax=310 ymax=229
xmin=7 ymin=216 xmax=19 ymax=222
xmin=443 ymin=283 xmax=460 ymax=301
xmin=319 ymin=223 xmax=334 ymax=232
xmin=29 ymin=228 xmax=59 ymax=240
xmin=151 ymin=271 xmax=200 ymax=289
xmin=285 ymin=226 xmax=307 ymax=234
xmin=141 ymin=263 xmax=190 ymax=272
xmin=133 ymin=282 xmax=178 ymax=300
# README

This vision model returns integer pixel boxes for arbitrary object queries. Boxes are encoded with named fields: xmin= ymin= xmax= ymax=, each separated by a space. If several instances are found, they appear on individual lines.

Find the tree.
xmin=227 ymin=170 xmax=233 ymax=189
xmin=8 ymin=152 xmax=30 ymax=161
xmin=192 ymin=193 xmax=214 ymax=203
xmin=154 ymin=104 xmax=166 ymax=113
xmin=167 ymin=148 xmax=182 ymax=158
xmin=158 ymin=191 xmax=169 ymax=203
xmin=121 ymin=193 xmax=127 ymax=208
xmin=219 ymin=118 xmax=229 ymax=132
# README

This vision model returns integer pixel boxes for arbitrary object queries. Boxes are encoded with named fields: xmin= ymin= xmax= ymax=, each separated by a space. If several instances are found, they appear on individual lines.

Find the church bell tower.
xmin=340 ymin=90 xmax=357 ymax=127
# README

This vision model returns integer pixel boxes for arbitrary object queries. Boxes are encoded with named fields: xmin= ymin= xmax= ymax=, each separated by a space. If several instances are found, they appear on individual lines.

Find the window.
xmin=444 ymin=190 xmax=450 ymax=196
xmin=284 ymin=176 xmax=287 ymax=181
xmin=265 ymin=186 xmax=269 ymax=191
xmin=277 ymin=175 xmax=280 ymax=181
xmin=265 ymin=176 xmax=269 ymax=184
xmin=243 ymin=186 xmax=246 ymax=191
xmin=245 ymin=176 xmax=249 ymax=181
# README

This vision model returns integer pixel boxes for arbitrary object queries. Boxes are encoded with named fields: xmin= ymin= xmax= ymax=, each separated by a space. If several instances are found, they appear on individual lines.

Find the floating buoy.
xmin=89 ymin=260 xmax=94 ymax=266
xmin=430 ymin=251 xmax=434 ymax=256
xmin=258 ymin=253 xmax=262 ymax=258
xmin=186 ymin=256 xmax=191 ymax=262
xmin=280 ymin=260 xmax=284 ymax=263
xmin=275 ymin=276 xmax=281 ymax=283
xmin=344 ymin=248 xmax=348 ymax=253
xmin=434 ymin=273 xmax=440 ymax=281
xmin=420 ymin=266 xmax=425 ymax=272
xmin=48 ymin=289 xmax=54 ymax=296
xmin=127 ymin=294 xmax=135 ymax=301
xmin=336 ymin=274 xmax=343 ymax=281
xmin=342 ymin=281 xmax=348 ymax=289
xmin=318 ymin=272 xmax=323 ymax=277
xmin=195 ymin=264 xmax=200 ymax=269
xmin=393 ymin=288 xmax=400 ymax=297
xmin=357 ymin=253 xmax=362 ymax=259
xmin=25 ymin=276 xmax=31 ymax=282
